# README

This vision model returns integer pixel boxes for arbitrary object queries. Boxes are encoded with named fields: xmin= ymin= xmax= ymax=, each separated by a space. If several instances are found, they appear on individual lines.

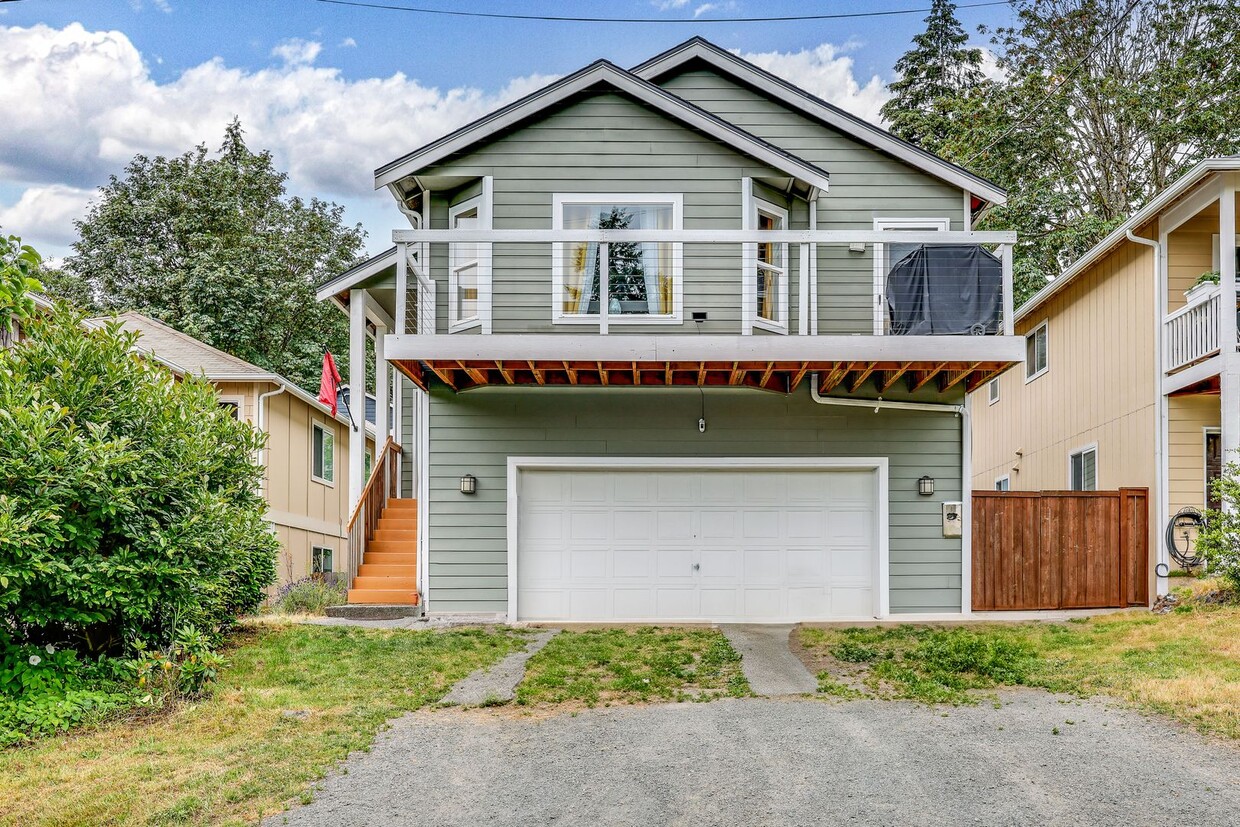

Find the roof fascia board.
xmin=632 ymin=39 xmax=1006 ymax=206
xmin=373 ymin=61 xmax=830 ymax=194
xmin=1015 ymin=158 xmax=1240 ymax=322
xmin=316 ymin=246 xmax=397 ymax=302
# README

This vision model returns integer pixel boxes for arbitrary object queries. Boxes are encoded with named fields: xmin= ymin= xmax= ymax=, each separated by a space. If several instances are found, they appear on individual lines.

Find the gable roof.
xmin=631 ymin=37 xmax=1006 ymax=206
xmin=316 ymin=246 xmax=396 ymax=304
xmin=374 ymin=59 xmax=830 ymax=194
xmin=1015 ymin=156 xmax=1240 ymax=323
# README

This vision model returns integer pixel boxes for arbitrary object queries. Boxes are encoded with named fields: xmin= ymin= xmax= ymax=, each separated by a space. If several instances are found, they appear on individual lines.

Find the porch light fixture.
xmin=460 ymin=474 xmax=477 ymax=495
xmin=918 ymin=475 xmax=935 ymax=496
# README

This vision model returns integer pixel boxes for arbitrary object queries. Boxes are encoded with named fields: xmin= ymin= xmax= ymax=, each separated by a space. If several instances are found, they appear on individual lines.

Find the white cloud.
xmin=0 ymin=185 xmax=96 ymax=247
xmin=271 ymin=38 xmax=322 ymax=67
xmin=339 ymin=37 xmax=357 ymax=48
xmin=738 ymin=43 xmax=890 ymax=124
xmin=0 ymin=22 xmax=558 ymax=256
xmin=655 ymin=0 xmax=690 ymax=9
xmin=694 ymin=4 xmax=719 ymax=17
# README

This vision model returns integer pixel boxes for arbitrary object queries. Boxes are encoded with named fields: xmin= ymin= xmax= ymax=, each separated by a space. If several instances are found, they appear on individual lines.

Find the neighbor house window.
xmin=1026 ymin=321 xmax=1049 ymax=381
xmin=988 ymin=378 xmax=1000 ymax=405
xmin=311 ymin=545 xmax=334 ymax=574
xmin=312 ymin=422 xmax=335 ymax=484
xmin=364 ymin=448 xmax=373 ymax=481
xmin=1069 ymin=445 xmax=1097 ymax=491
xmin=552 ymin=194 xmax=683 ymax=324
xmin=449 ymin=196 xmax=481 ymax=330
xmin=995 ymin=475 xmax=1010 ymax=491
xmin=873 ymin=217 xmax=950 ymax=334
xmin=218 ymin=398 xmax=241 ymax=419
xmin=753 ymin=201 xmax=789 ymax=332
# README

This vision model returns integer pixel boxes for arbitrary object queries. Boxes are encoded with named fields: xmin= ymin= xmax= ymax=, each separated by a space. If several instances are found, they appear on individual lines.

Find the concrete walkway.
xmin=442 ymin=629 xmax=560 ymax=705
xmin=721 ymin=624 xmax=816 ymax=695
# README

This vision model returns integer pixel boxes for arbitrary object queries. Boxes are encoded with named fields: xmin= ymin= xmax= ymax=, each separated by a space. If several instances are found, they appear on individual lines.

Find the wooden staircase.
xmin=348 ymin=498 xmax=420 ymax=605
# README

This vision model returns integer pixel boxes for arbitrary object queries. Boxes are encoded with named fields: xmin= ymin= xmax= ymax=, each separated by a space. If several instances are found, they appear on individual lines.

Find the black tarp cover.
xmin=885 ymin=244 xmax=1003 ymax=335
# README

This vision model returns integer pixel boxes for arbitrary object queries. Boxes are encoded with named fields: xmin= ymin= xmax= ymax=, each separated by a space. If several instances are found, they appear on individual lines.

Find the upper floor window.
xmin=552 ymin=194 xmax=683 ymax=325
xmin=988 ymin=378 xmax=1000 ymax=405
xmin=1025 ymin=320 xmax=1048 ymax=381
xmin=312 ymin=422 xmax=335 ymax=485
xmin=753 ymin=201 xmax=788 ymax=333
xmin=449 ymin=197 xmax=481 ymax=331
xmin=1069 ymin=445 xmax=1097 ymax=491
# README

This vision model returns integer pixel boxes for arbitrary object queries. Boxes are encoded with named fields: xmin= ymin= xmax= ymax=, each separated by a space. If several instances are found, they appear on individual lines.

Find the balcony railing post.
xmin=599 ymin=240 xmax=610 ymax=336
xmin=1000 ymin=243 xmax=1014 ymax=336
xmin=396 ymin=241 xmax=407 ymax=335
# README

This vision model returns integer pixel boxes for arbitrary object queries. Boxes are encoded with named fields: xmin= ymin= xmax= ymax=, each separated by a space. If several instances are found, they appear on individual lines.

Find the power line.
xmin=312 ymin=0 xmax=1012 ymax=25
xmin=962 ymin=0 xmax=1141 ymax=165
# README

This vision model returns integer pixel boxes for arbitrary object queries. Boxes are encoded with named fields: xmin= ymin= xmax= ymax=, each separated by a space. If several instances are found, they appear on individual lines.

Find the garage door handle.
xmin=692 ymin=563 xmax=700 ymax=571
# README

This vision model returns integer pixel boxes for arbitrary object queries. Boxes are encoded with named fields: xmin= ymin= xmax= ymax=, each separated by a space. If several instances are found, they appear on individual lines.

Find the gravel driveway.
xmin=267 ymin=693 xmax=1240 ymax=827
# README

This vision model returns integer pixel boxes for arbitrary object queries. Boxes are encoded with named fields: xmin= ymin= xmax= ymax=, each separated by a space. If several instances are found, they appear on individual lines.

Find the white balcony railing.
xmin=390 ymin=228 xmax=1016 ymax=339
xmin=1164 ymin=284 xmax=1223 ymax=374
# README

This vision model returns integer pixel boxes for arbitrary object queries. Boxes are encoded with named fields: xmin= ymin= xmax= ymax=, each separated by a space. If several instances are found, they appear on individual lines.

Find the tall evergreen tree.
xmin=881 ymin=0 xmax=984 ymax=152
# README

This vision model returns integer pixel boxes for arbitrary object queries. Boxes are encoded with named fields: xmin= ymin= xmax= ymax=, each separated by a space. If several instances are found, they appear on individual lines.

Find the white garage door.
xmin=515 ymin=465 xmax=881 ymax=622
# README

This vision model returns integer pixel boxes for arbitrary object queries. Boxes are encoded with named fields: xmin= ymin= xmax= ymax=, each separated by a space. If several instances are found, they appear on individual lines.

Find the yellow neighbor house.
xmin=972 ymin=157 xmax=1240 ymax=599
xmin=109 ymin=312 xmax=377 ymax=586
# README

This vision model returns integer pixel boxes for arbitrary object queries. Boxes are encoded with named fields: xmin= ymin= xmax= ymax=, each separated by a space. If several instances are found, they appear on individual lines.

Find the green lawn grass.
xmin=516 ymin=627 xmax=750 ymax=706
xmin=798 ymin=604 xmax=1240 ymax=739
xmin=0 ymin=622 xmax=525 ymax=827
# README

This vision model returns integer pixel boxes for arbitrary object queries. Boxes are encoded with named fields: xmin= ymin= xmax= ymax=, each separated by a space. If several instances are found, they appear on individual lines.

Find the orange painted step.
xmin=352 ymin=575 xmax=418 ymax=590
xmin=368 ymin=541 xmax=416 ymax=555
xmin=386 ymin=499 xmax=419 ymax=510
xmin=362 ymin=551 xmax=418 ymax=565
xmin=358 ymin=563 xmax=415 ymax=577
xmin=372 ymin=529 xmax=418 ymax=543
xmin=377 ymin=518 xmax=418 ymax=531
xmin=348 ymin=588 xmax=419 ymax=605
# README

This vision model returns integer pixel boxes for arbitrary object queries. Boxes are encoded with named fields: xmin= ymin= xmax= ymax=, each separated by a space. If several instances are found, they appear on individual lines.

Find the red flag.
xmin=318 ymin=353 xmax=342 ymax=416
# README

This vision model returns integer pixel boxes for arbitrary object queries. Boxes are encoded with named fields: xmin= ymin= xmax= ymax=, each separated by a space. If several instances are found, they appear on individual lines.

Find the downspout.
xmin=810 ymin=377 xmax=969 ymax=615
xmin=1127 ymin=228 xmax=1167 ymax=599
xmin=256 ymin=384 xmax=287 ymax=499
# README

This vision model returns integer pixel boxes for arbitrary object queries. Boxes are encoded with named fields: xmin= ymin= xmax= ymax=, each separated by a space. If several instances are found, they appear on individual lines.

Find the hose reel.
xmin=1163 ymin=507 xmax=1206 ymax=574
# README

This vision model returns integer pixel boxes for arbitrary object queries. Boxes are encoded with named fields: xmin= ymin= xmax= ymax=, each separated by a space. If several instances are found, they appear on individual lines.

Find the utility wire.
xmin=312 ymin=0 xmax=1012 ymax=24
xmin=962 ymin=0 xmax=1141 ymax=164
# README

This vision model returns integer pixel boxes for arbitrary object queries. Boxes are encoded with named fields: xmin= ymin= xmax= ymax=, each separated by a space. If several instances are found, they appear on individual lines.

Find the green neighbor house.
xmin=317 ymin=38 xmax=1020 ymax=622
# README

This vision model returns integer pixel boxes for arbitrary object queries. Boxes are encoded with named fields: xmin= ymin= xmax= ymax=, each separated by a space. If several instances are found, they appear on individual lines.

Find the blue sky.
xmin=0 ymin=0 xmax=1015 ymax=259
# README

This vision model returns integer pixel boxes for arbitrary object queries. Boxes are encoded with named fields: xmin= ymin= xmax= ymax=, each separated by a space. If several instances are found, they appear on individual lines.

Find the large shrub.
xmin=0 ymin=306 xmax=278 ymax=654
xmin=1198 ymin=463 xmax=1240 ymax=596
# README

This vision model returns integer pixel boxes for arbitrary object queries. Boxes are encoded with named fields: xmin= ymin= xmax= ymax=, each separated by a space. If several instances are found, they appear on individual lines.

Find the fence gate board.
xmin=972 ymin=489 xmax=1148 ymax=611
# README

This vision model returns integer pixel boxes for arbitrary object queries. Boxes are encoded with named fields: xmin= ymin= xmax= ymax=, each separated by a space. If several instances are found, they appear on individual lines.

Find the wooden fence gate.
xmin=972 ymin=489 xmax=1149 ymax=611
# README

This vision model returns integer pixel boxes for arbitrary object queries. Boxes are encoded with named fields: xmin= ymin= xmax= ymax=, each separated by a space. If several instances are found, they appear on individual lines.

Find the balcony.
xmin=383 ymin=227 xmax=1023 ymax=392
xmin=1163 ymin=282 xmax=1240 ymax=378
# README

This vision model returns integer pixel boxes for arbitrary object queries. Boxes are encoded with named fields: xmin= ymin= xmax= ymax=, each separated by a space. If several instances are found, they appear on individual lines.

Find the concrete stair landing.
xmin=347 ymin=498 xmax=420 ymax=606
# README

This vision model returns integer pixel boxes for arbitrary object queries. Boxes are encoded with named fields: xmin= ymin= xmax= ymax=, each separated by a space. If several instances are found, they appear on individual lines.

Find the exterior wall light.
xmin=460 ymin=474 xmax=477 ymax=495
xmin=918 ymin=475 xmax=935 ymax=496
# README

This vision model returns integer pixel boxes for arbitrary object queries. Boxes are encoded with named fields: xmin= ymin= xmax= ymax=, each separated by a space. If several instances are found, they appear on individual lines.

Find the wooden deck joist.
xmin=393 ymin=358 xmax=1019 ymax=396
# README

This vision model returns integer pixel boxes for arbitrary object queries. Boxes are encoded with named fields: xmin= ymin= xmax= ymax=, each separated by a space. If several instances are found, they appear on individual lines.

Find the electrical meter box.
xmin=942 ymin=502 xmax=963 ymax=538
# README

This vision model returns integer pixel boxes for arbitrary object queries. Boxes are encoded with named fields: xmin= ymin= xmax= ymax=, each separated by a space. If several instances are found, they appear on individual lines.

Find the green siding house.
xmin=318 ymin=38 xmax=1021 ymax=622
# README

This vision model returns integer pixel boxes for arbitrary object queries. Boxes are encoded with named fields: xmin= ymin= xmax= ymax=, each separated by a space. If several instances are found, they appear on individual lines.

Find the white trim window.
xmin=551 ymin=193 xmax=683 ymax=326
xmin=449 ymin=195 xmax=482 ymax=332
xmin=873 ymin=216 xmax=950 ymax=334
xmin=1025 ymin=320 xmax=1049 ymax=381
xmin=995 ymin=475 xmax=1010 ymax=491
xmin=987 ymin=378 xmax=1000 ymax=405
xmin=312 ymin=422 xmax=335 ymax=486
xmin=311 ymin=545 xmax=334 ymax=574
xmin=1069 ymin=444 xmax=1097 ymax=491
xmin=752 ymin=199 xmax=789 ymax=333
xmin=217 ymin=396 xmax=243 ymax=420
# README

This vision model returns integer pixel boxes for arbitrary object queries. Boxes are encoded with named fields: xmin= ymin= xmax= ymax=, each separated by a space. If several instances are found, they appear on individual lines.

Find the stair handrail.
xmin=345 ymin=437 xmax=402 ymax=588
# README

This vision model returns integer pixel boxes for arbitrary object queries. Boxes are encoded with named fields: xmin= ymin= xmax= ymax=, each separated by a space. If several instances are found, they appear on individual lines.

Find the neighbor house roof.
xmin=374 ymin=59 xmax=831 ymax=194
xmin=1015 ymin=156 xmax=1240 ymax=323
xmin=98 ymin=312 xmax=359 ymax=430
xmin=631 ymin=37 xmax=1007 ymax=206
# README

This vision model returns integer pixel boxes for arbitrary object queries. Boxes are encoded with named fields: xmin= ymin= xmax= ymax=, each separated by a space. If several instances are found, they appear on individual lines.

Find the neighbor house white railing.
xmin=390 ymin=228 xmax=1017 ymax=338
xmin=1164 ymin=284 xmax=1222 ymax=374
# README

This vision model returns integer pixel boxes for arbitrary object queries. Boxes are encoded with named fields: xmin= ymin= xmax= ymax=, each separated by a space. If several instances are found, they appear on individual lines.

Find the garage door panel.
xmin=516 ymin=467 xmax=879 ymax=622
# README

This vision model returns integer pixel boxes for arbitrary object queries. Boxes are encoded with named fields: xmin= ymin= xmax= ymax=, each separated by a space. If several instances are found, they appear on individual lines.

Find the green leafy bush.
xmin=131 ymin=625 xmax=224 ymax=702
xmin=0 ymin=305 xmax=279 ymax=655
xmin=268 ymin=577 xmax=347 ymax=615
xmin=1196 ymin=463 xmax=1240 ymax=596
xmin=0 ymin=642 xmax=132 ymax=746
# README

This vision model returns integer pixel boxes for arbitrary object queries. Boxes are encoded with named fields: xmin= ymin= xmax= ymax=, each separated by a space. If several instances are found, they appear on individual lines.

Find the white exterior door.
xmin=514 ymin=463 xmax=882 ymax=622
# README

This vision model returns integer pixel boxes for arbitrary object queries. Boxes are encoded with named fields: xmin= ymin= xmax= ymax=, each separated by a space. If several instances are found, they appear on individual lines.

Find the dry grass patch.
xmin=0 ymin=622 xmax=525 ymax=827
xmin=515 ymin=627 xmax=749 ymax=707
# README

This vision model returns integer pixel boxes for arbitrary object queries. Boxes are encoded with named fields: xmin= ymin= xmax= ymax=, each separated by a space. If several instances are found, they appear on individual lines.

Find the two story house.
xmin=973 ymin=158 xmax=1240 ymax=600
xmin=319 ymin=38 xmax=1020 ymax=622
